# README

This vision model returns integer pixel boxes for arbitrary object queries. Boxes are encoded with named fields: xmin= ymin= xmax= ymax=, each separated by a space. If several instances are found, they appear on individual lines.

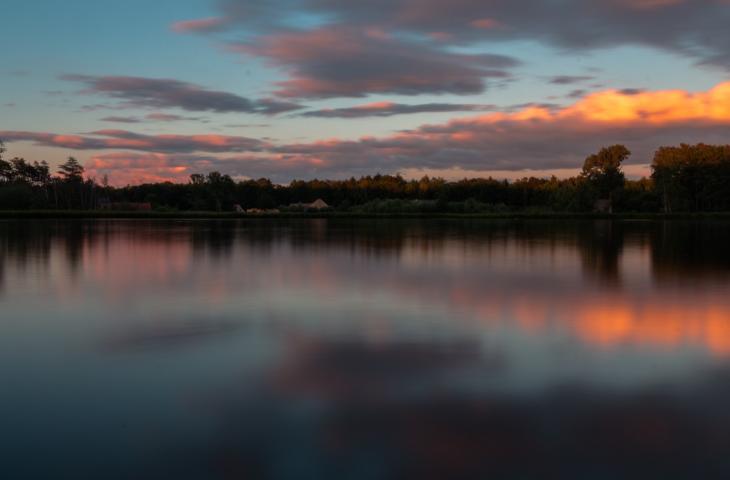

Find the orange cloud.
xmin=564 ymin=83 xmax=730 ymax=124
xmin=4 ymin=82 xmax=730 ymax=182
xmin=449 ymin=82 xmax=730 ymax=126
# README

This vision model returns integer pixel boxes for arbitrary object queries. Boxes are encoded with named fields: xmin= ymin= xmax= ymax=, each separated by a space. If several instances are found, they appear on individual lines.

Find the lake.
xmin=2 ymin=219 xmax=730 ymax=479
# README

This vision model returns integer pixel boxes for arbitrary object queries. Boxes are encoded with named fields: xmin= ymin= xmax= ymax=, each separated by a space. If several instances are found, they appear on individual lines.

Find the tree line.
xmin=1 ymin=139 xmax=729 ymax=213
xmin=0 ymin=141 xmax=99 ymax=210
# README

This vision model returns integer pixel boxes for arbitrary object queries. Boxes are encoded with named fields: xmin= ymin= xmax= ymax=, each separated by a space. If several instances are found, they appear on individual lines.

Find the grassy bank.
xmin=2 ymin=210 xmax=730 ymax=220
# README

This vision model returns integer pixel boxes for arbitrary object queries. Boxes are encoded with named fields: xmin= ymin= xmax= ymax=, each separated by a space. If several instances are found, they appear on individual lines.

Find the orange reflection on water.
xmin=457 ymin=291 xmax=730 ymax=358
xmin=573 ymin=301 xmax=730 ymax=356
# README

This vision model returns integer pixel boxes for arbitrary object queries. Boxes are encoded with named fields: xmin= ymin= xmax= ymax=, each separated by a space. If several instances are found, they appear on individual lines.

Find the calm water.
xmin=2 ymin=219 xmax=730 ymax=479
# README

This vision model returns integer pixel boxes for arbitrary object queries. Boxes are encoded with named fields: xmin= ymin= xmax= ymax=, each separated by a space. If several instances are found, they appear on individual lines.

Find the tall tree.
xmin=0 ymin=139 xmax=12 ymax=182
xmin=58 ymin=157 xmax=84 ymax=182
xmin=55 ymin=157 xmax=90 ymax=209
xmin=652 ymin=144 xmax=730 ymax=212
xmin=581 ymin=145 xmax=630 ymax=213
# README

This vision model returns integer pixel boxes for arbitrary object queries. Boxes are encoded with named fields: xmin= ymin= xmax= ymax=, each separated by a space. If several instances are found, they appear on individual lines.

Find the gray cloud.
xmin=100 ymin=113 xmax=208 ymax=123
xmin=203 ymin=0 xmax=730 ymax=71
xmin=299 ymin=102 xmax=498 ymax=118
xmin=618 ymin=88 xmax=646 ymax=95
xmin=100 ymin=116 xmax=142 ymax=123
xmin=0 ymin=129 xmax=266 ymax=153
xmin=145 ymin=113 xmax=208 ymax=122
xmin=233 ymin=26 xmax=518 ymax=98
xmin=62 ymin=75 xmax=305 ymax=114
xmin=548 ymin=75 xmax=595 ymax=85
xmin=565 ymin=89 xmax=588 ymax=99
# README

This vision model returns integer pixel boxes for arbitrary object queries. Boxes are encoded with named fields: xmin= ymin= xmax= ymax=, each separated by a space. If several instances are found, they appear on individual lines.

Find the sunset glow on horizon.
xmin=2 ymin=0 xmax=729 ymax=185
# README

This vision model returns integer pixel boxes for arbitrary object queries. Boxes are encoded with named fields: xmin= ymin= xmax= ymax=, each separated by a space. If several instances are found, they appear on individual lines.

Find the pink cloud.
xmin=4 ymin=82 xmax=730 ymax=183
xmin=171 ymin=17 xmax=227 ymax=33
xmin=83 ymin=151 xmax=329 ymax=186
xmin=0 ymin=130 xmax=266 ymax=153
xmin=85 ymin=153 xmax=193 ymax=185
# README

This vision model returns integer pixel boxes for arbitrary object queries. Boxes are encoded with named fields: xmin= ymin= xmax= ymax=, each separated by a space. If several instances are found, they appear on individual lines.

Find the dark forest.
xmin=2 ymin=141 xmax=730 ymax=214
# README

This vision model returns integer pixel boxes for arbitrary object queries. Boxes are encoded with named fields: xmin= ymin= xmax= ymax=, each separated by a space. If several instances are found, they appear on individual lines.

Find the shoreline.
xmin=2 ymin=210 xmax=730 ymax=220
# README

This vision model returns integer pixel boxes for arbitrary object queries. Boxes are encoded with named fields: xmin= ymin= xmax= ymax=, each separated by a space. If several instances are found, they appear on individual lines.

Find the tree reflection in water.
xmin=1 ymin=219 xmax=730 ymax=479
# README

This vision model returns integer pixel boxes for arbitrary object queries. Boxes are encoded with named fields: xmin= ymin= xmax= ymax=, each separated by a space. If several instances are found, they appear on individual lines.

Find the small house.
xmin=308 ymin=198 xmax=329 ymax=210
xmin=287 ymin=199 xmax=329 ymax=211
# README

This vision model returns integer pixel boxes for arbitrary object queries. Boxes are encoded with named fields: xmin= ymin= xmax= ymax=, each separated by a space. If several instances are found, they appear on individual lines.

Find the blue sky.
xmin=1 ymin=0 xmax=729 ymax=184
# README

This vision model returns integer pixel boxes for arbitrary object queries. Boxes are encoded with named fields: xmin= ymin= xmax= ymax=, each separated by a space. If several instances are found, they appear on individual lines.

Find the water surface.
xmin=2 ymin=219 xmax=730 ymax=479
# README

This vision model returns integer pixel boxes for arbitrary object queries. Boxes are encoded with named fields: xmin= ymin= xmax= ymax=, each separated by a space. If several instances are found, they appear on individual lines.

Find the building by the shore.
xmin=288 ymin=198 xmax=330 ymax=211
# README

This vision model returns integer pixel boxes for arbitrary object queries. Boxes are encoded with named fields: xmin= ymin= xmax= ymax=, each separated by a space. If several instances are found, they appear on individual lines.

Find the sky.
xmin=1 ymin=0 xmax=729 ymax=185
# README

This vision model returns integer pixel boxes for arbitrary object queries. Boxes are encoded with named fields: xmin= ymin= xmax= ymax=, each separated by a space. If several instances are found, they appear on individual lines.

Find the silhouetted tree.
xmin=55 ymin=157 xmax=96 ymax=209
xmin=1 ymin=142 xmax=729 ymax=213
xmin=58 ymin=157 xmax=84 ymax=182
xmin=190 ymin=174 xmax=205 ymax=185
xmin=652 ymin=144 xmax=730 ymax=212
xmin=581 ymin=145 xmax=630 ymax=213
xmin=0 ymin=139 xmax=12 ymax=183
